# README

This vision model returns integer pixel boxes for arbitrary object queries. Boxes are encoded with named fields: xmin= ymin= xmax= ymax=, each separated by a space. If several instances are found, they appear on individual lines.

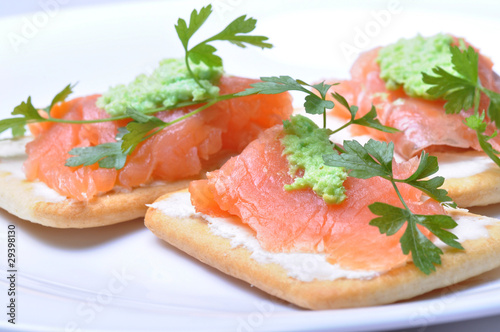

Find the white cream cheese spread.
xmin=151 ymin=192 xmax=497 ymax=282
xmin=0 ymin=138 xmax=67 ymax=203
xmin=150 ymin=192 xmax=380 ymax=281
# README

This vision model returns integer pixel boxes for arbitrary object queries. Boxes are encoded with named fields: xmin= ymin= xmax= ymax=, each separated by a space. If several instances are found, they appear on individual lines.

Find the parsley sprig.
xmin=65 ymin=128 xmax=129 ymax=169
xmin=423 ymin=45 xmax=500 ymax=166
xmin=323 ymin=139 xmax=461 ymax=274
xmin=1 ymin=6 xmax=271 ymax=169
xmin=175 ymin=4 xmax=272 ymax=89
xmin=0 ymin=85 xmax=237 ymax=138
xmin=237 ymin=75 xmax=398 ymax=133
xmin=329 ymin=91 xmax=399 ymax=134
xmin=0 ymin=84 xmax=75 ymax=137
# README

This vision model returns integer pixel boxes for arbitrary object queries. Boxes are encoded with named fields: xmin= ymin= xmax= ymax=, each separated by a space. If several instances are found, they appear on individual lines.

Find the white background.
xmin=1 ymin=1 xmax=500 ymax=331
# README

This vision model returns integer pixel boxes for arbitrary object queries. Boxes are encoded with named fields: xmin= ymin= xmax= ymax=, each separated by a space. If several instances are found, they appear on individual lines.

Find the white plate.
xmin=1 ymin=1 xmax=500 ymax=331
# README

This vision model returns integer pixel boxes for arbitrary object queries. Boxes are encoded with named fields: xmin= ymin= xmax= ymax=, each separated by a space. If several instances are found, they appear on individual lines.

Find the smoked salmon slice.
xmin=328 ymin=42 xmax=500 ymax=159
xmin=24 ymin=76 xmax=293 ymax=201
xmin=190 ymin=125 xmax=443 ymax=272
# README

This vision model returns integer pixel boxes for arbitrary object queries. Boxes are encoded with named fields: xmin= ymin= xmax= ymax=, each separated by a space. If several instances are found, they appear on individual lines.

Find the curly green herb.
xmin=324 ymin=139 xmax=460 ymax=274
xmin=423 ymin=45 xmax=500 ymax=167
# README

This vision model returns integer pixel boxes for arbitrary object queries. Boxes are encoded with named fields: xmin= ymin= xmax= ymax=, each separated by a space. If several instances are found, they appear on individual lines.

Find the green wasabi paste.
xmin=97 ymin=58 xmax=223 ymax=116
xmin=377 ymin=34 xmax=460 ymax=99
xmin=281 ymin=115 xmax=347 ymax=204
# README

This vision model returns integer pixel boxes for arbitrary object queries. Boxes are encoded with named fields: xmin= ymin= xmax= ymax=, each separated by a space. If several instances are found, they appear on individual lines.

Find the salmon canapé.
xmin=190 ymin=125 xmax=443 ymax=272
xmin=24 ymin=77 xmax=293 ymax=201
xmin=328 ymin=41 xmax=500 ymax=159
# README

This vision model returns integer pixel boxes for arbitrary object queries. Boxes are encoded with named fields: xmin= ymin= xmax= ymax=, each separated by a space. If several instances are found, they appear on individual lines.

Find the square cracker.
xmin=145 ymin=190 xmax=500 ymax=310
xmin=0 ymin=138 xmax=230 ymax=228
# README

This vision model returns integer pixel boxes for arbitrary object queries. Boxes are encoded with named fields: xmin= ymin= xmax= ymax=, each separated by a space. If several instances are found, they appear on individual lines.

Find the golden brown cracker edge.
xmin=443 ymin=167 xmax=500 ymax=207
xmin=0 ymin=137 xmax=235 ymax=228
xmin=145 ymin=190 xmax=500 ymax=310
xmin=0 ymin=168 xmax=192 ymax=228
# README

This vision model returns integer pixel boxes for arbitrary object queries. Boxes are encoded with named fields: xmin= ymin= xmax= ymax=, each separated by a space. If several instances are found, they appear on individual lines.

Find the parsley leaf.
xmin=407 ymin=176 xmax=456 ymax=208
xmin=423 ymin=44 xmax=500 ymax=124
xmin=330 ymin=92 xmax=399 ymax=135
xmin=419 ymin=213 xmax=462 ymax=250
xmin=236 ymin=76 xmax=333 ymax=118
xmin=238 ymin=76 xmax=398 ymax=133
xmin=322 ymin=139 xmax=393 ymax=179
xmin=0 ymin=118 xmax=28 ymax=137
xmin=12 ymin=96 xmax=43 ymax=120
xmin=121 ymin=108 xmax=166 ymax=153
xmin=176 ymin=4 xmax=272 ymax=86
xmin=465 ymin=113 xmax=500 ymax=167
xmin=1 ymin=84 xmax=76 ymax=137
xmin=423 ymin=44 xmax=500 ymax=167
xmin=65 ymin=126 xmax=134 ymax=169
xmin=66 ymin=141 xmax=128 ymax=169
xmin=451 ymin=45 xmax=479 ymax=83
xmin=189 ymin=44 xmax=220 ymax=68
xmin=422 ymin=68 xmax=475 ymax=114
xmin=304 ymin=94 xmax=334 ymax=115
xmin=370 ymin=203 xmax=462 ymax=274
xmin=206 ymin=15 xmax=272 ymax=49
xmin=369 ymin=204 xmax=439 ymax=274
xmin=401 ymin=151 xmax=456 ymax=207
xmin=373 ymin=203 xmax=463 ymax=274
xmin=45 ymin=84 xmax=75 ymax=114
xmin=323 ymin=139 xmax=460 ymax=274
xmin=422 ymin=46 xmax=479 ymax=114
xmin=324 ymin=140 xmax=454 ymax=205
xmin=64 ymin=108 xmax=168 ymax=170
xmin=403 ymin=151 xmax=438 ymax=181
xmin=238 ymin=75 xmax=310 ymax=95
xmin=484 ymin=89 xmax=500 ymax=126
xmin=1 ymin=96 xmax=46 ymax=137
xmin=175 ymin=6 xmax=212 ymax=50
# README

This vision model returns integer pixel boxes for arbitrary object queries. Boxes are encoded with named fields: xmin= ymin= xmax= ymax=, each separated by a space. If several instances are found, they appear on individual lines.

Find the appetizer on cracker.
xmin=146 ymin=115 xmax=500 ymax=309
xmin=326 ymin=34 xmax=500 ymax=207
xmin=0 ymin=5 xmax=292 ymax=228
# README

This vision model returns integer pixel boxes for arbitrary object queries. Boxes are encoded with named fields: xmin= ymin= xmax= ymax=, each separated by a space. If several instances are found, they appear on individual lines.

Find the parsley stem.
xmin=473 ymin=86 xmax=481 ymax=114
xmin=185 ymin=53 xmax=207 ymax=91
xmin=323 ymin=111 xmax=326 ymax=129
xmin=37 ymin=116 xmax=128 ymax=125
xmin=26 ymin=94 xmax=239 ymax=126
xmin=390 ymin=178 xmax=411 ymax=212
xmin=167 ymin=100 xmax=217 ymax=126
xmin=329 ymin=120 xmax=352 ymax=135
xmin=136 ymin=98 xmax=226 ymax=146
xmin=136 ymin=100 xmax=218 ymax=149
